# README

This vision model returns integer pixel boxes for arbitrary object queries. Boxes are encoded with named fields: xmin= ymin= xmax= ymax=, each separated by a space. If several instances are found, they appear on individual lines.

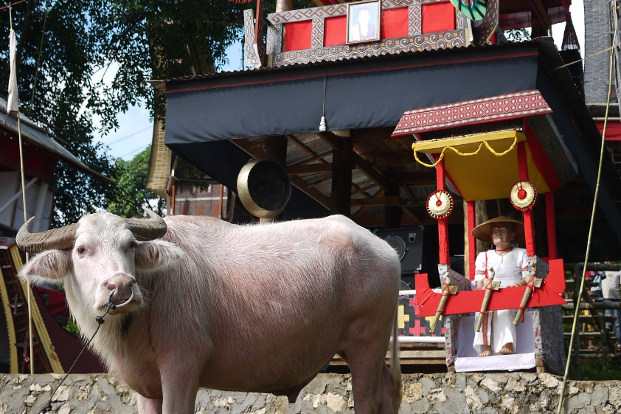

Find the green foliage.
xmin=580 ymin=358 xmax=621 ymax=380
xmin=63 ymin=316 xmax=80 ymax=337
xmin=0 ymin=0 xmax=250 ymax=224
xmin=108 ymin=146 xmax=166 ymax=218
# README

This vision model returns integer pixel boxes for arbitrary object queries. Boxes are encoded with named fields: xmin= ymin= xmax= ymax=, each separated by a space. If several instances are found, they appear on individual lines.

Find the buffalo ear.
xmin=18 ymin=250 xmax=71 ymax=285
xmin=135 ymin=240 xmax=184 ymax=271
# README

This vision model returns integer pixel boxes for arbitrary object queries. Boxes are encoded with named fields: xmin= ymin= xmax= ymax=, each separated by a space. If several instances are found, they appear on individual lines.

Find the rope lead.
xmin=37 ymin=291 xmax=117 ymax=413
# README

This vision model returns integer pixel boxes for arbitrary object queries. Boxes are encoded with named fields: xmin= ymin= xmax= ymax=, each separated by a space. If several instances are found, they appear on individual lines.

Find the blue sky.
xmin=95 ymin=41 xmax=245 ymax=161
xmin=97 ymin=3 xmax=584 ymax=161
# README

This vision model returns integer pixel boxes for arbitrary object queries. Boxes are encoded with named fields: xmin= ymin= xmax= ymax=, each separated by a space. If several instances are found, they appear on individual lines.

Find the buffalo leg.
xmin=347 ymin=350 xmax=384 ymax=414
xmin=379 ymin=363 xmax=397 ymax=414
xmin=160 ymin=364 xmax=200 ymax=414
xmin=136 ymin=394 xmax=163 ymax=414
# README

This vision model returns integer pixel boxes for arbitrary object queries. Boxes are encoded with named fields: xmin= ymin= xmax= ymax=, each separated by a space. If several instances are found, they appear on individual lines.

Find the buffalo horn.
xmin=125 ymin=208 xmax=167 ymax=241
xmin=16 ymin=218 xmax=78 ymax=253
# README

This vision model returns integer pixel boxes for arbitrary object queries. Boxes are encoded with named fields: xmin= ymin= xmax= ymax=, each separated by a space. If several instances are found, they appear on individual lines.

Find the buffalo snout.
xmin=104 ymin=274 xmax=137 ymax=308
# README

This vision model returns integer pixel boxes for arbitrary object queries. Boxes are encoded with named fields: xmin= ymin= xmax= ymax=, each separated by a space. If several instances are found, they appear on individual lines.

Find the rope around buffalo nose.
xmin=37 ymin=291 xmax=118 ymax=413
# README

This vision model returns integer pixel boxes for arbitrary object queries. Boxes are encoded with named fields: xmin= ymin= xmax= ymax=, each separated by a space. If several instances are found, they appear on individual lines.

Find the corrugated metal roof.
xmin=0 ymin=97 xmax=114 ymax=183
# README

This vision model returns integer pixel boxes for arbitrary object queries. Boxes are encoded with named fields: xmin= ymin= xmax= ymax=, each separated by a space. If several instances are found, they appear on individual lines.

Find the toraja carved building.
xmin=148 ymin=0 xmax=621 ymax=371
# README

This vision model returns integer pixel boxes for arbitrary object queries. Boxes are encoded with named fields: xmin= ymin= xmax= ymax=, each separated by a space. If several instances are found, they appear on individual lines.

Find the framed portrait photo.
xmin=346 ymin=0 xmax=381 ymax=44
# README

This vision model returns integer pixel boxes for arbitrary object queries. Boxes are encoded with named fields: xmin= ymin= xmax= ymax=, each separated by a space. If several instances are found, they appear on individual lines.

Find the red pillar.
xmin=517 ymin=141 xmax=535 ymax=256
xmin=437 ymin=160 xmax=450 ymax=265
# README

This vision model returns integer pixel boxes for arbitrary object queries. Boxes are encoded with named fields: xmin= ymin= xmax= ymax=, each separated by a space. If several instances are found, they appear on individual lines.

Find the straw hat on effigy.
xmin=471 ymin=216 xmax=525 ymax=244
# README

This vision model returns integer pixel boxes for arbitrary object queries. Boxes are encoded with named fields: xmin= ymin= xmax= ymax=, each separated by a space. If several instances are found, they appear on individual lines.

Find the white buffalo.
xmin=17 ymin=210 xmax=402 ymax=414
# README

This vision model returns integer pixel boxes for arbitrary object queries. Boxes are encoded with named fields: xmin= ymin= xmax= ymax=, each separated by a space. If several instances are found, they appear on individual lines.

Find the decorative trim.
xmin=268 ymin=4 xmax=347 ymax=24
xmin=427 ymin=189 xmax=454 ymax=219
xmin=244 ymin=9 xmax=263 ymax=69
xmin=510 ymin=180 xmax=537 ymax=211
xmin=268 ymin=0 xmax=450 ymax=24
xmin=475 ymin=0 xmax=498 ymax=45
xmin=312 ymin=18 xmax=325 ymax=49
xmin=408 ymin=3 xmax=422 ymax=36
xmin=525 ymin=114 xmax=578 ymax=187
xmin=392 ymin=90 xmax=553 ymax=136
xmin=273 ymin=30 xmax=465 ymax=67
xmin=267 ymin=25 xmax=283 ymax=55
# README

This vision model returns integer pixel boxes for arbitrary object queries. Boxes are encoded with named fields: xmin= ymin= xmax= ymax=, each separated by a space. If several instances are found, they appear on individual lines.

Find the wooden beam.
xmin=318 ymin=131 xmax=392 ymax=192
xmin=399 ymin=171 xmax=437 ymax=187
xmin=351 ymin=196 xmax=401 ymax=207
xmin=358 ymin=150 xmax=415 ymax=166
xmin=286 ymin=163 xmax=333 ymax=174
xmin=290 ymin=176 xmax=331 ymax=208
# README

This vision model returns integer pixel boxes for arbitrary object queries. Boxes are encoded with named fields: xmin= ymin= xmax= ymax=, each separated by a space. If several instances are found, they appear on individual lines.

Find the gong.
xmin=237 ymin=159 xmax=292 ymax=218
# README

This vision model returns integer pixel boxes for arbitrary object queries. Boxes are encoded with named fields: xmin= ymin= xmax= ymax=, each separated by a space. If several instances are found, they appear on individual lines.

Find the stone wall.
xmin=1 ymin=372 xmax=620 ymax=414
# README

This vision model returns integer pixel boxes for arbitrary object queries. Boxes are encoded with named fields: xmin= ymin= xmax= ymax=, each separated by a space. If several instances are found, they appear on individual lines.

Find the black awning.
xmin=162 ymin=38 xmax=621 ymax=252
xmin=164 ymin=42 xmax=540 ymax=145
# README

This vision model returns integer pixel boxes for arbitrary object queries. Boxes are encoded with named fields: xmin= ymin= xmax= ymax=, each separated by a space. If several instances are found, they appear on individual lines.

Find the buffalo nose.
xmin=105 ymin=275 xmax=136 ymax=305
xmin=106 ymin=275 xmax=134 ymax=291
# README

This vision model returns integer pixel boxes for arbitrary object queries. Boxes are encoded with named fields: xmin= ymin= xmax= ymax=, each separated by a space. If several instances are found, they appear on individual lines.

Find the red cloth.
xmin=380 ymin=8 xmax=408 ymax=39
xmin=324 ymin=16 xmax=346 ymax=47
xmin=596 ymin=121 xmax=621 ymax=141
xmin=284 ymin=21 xmax=312 ymax=51
xmin=421 ymin=2 xmax=456 ymax=34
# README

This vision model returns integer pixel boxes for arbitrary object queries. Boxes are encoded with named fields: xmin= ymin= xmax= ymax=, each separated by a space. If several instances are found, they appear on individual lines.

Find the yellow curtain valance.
xmin=412 ymin=130 xmax=526 ymax=168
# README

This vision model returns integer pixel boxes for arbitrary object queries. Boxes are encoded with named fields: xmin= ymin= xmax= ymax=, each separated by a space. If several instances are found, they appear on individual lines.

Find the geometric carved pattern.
xmin=475 ymin=0 xmax=498 ymax=45
xmin=408 ymin=4 xmax=422 ymax=36
xmin=267 ymin=25 xmax=283 ymax=55
xmin=268 ymin=0 xmax=452 ymax=24
xmin=525 ymin=115 xmax=578 ymax=185
xmin=268 ymin=4 xmax=347 ymax=24
xmin=244 ymin=9 xmax=262 ymax=69
xmin=312 ymin=18 xmax=324 ymax=49
xmin=273 ymin=30 xmax=466 ymax=67
xmin=266 ymin=0 xmax=469 ymax=68
xmin=392 ymin=90 xmax=553 ymax=136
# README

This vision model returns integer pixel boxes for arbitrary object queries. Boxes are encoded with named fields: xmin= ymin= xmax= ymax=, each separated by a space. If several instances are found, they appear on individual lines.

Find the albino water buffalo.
xmin=17 ymin=210 xmax=402 ymax=414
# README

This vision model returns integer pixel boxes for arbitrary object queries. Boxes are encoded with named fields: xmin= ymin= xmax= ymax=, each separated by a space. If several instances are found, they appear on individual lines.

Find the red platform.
xmin=415 ymin=259 xmax=567 ymax=317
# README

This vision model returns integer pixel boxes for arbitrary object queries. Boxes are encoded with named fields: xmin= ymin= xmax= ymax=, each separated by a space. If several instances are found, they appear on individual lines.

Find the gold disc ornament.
xmin=237 ymin=159 xmax=292 ymax=218
xmin=510 ymin=180 xmax=537 ymax=211
xmin=426 ymin=190 xmax=454 ymax=219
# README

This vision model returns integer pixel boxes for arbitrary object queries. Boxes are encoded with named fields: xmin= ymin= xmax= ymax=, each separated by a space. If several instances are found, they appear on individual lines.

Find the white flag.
xmin=7 ymin=28 xmax=19 ymax=115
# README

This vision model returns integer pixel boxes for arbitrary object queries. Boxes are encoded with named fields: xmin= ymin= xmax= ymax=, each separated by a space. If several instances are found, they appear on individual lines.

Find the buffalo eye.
xmin=76 ymin=246 xmax=86 ymax=255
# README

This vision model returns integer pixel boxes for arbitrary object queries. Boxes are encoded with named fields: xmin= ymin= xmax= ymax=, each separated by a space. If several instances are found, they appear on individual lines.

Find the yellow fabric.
xmin=412 ymin=130 xmax=525 ymax=155
xmin=412 ymin=130 xmax=550 ymax=201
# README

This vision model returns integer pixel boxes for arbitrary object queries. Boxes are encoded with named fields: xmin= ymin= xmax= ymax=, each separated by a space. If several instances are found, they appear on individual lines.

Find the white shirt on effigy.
xmin=474 ymin=248 xmax=529 ymax=287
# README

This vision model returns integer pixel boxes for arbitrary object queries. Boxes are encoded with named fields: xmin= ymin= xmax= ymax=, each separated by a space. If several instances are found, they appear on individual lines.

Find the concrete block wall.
xmin=1 ymin=373 xmax=621 ymax=414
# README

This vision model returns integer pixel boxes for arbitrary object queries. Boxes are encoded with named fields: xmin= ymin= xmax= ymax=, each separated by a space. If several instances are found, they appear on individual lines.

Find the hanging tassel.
xmin=319 ymin=116 xmax=326 ymax=132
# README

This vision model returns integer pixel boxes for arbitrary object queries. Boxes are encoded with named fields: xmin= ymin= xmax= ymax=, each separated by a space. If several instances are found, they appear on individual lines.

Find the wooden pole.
xmin=276 ymin=0 xmax=293 ymax=12
xmin=331 ymin=135 xmax=353 ymax=216
xmin=264 ymin=136 xmax=288 ymax=222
